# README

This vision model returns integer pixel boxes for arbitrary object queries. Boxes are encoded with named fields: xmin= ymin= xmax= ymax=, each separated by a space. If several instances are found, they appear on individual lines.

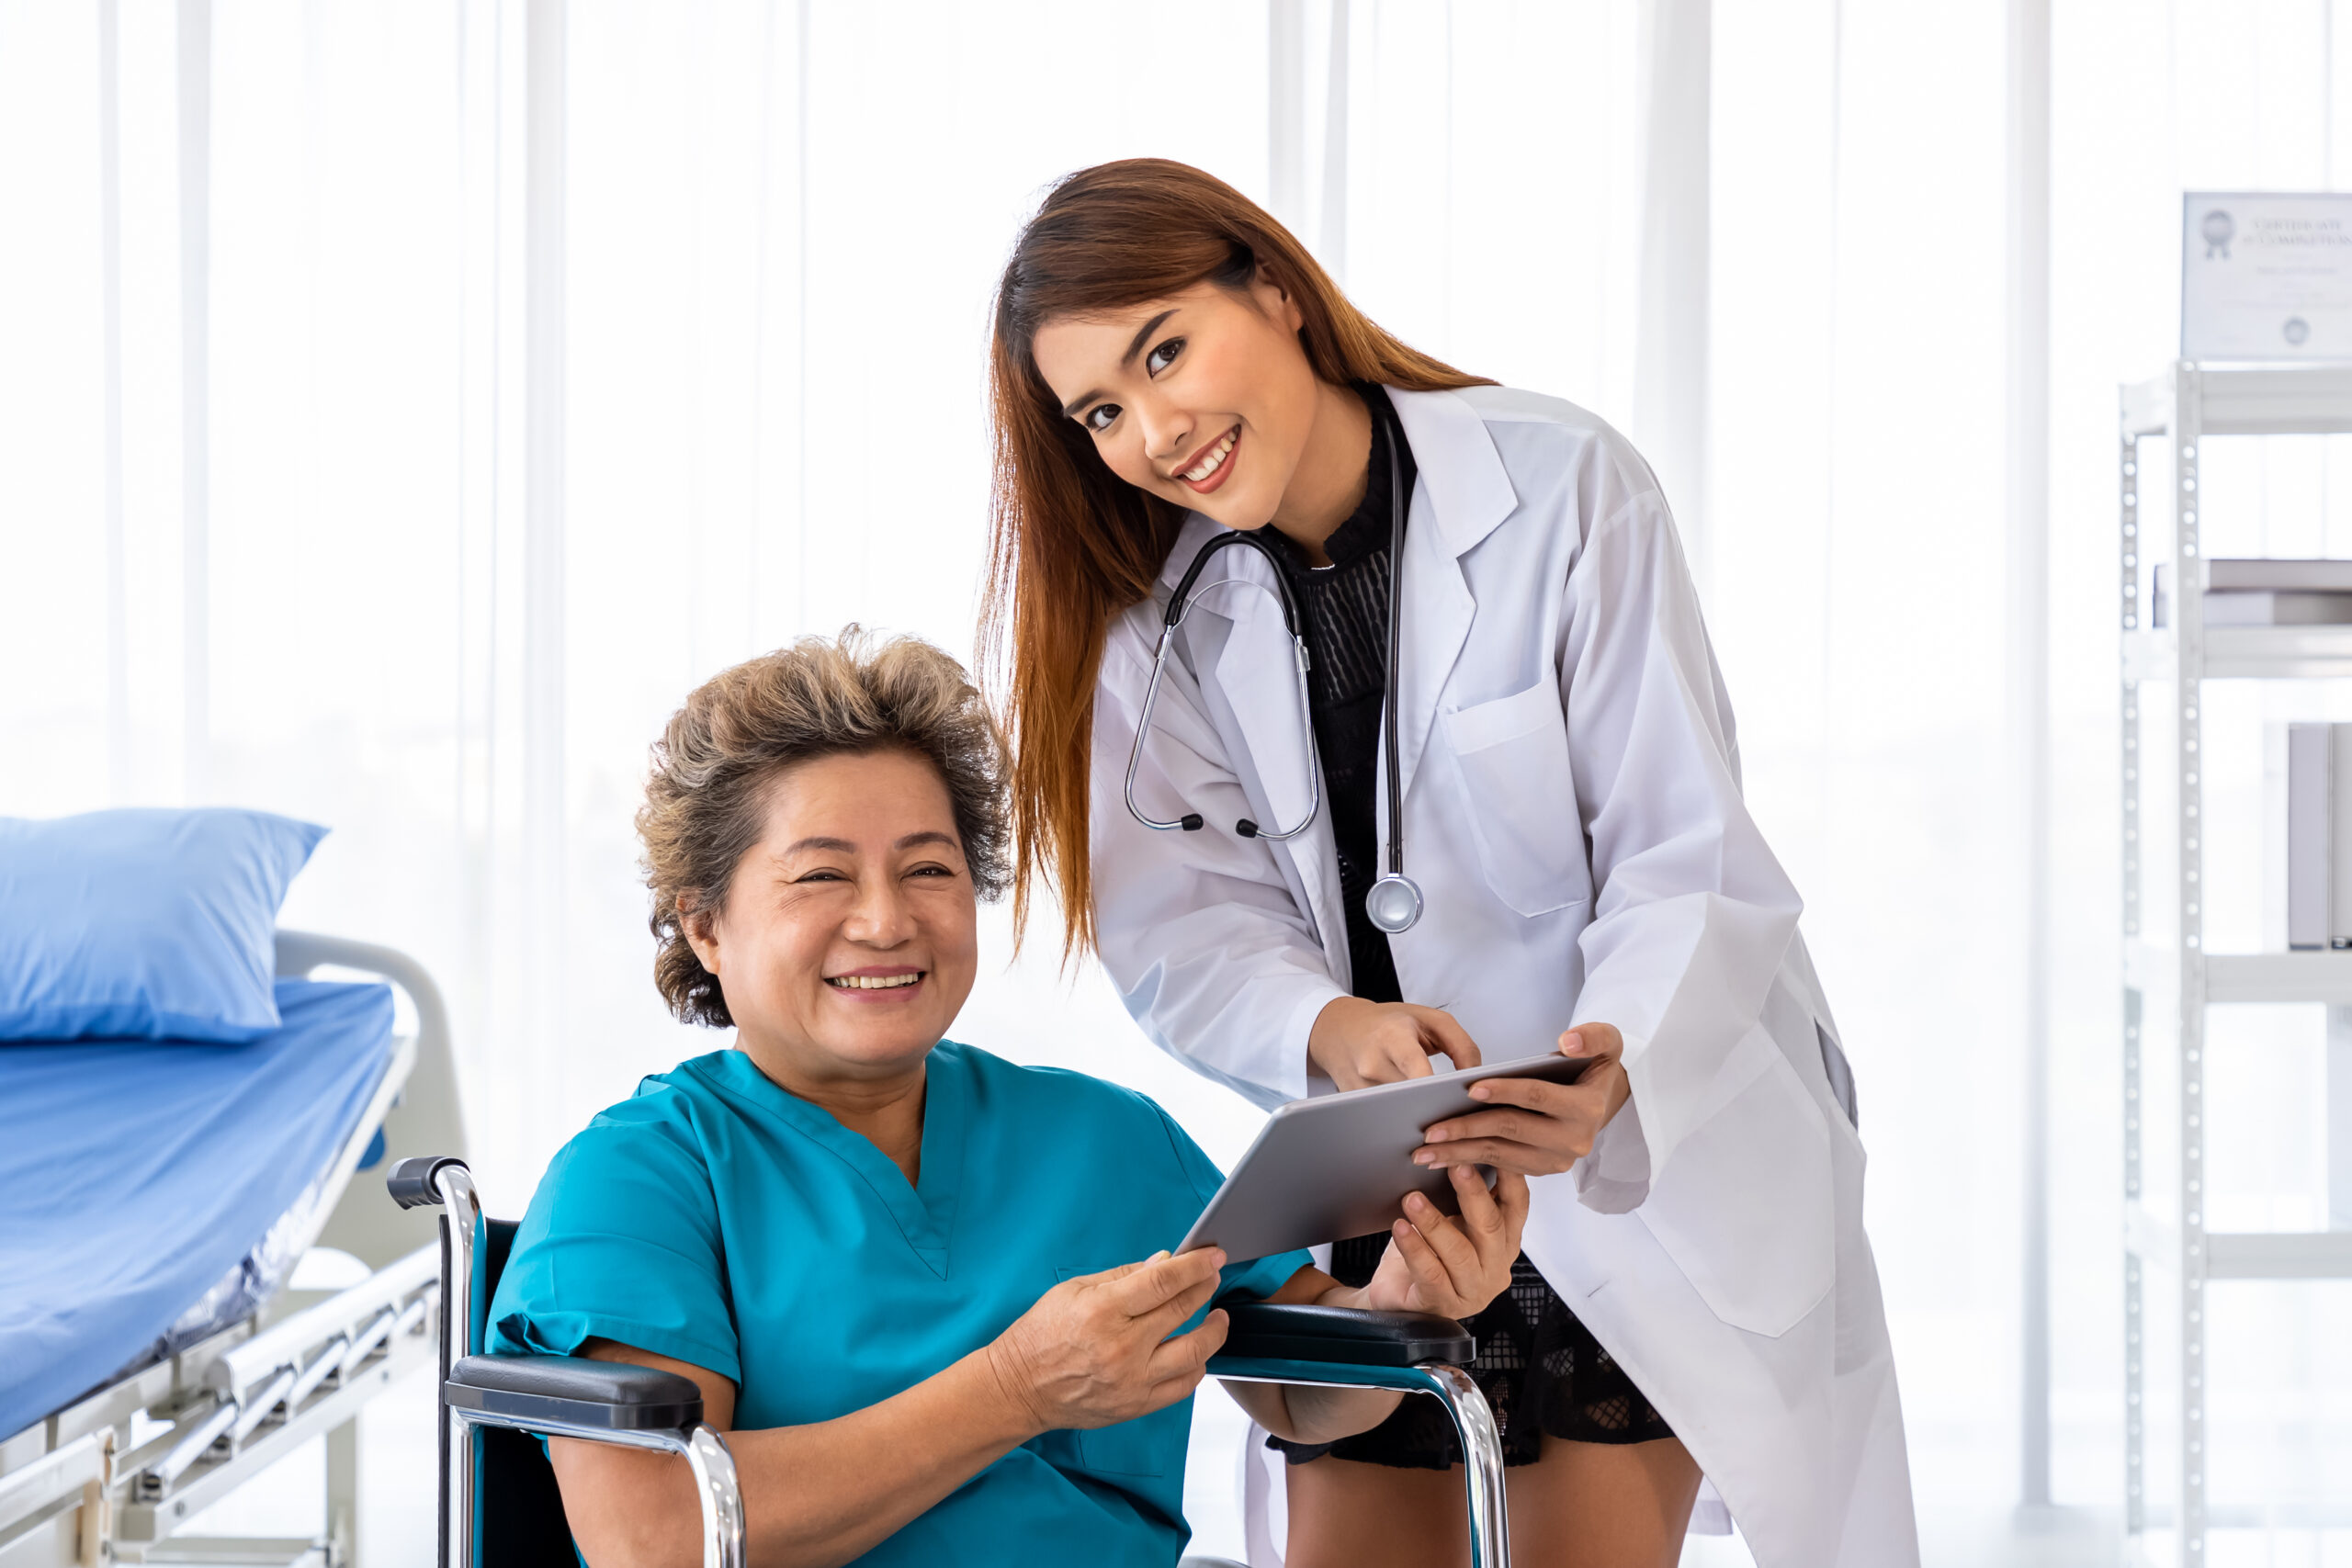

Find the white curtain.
xmin=7 ymin=1 xmax=2352 ymax=1561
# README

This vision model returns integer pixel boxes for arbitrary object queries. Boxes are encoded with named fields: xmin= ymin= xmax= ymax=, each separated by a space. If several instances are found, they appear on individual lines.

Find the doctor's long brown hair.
xmin=984 ymin=158 xmax=1489 ymax=957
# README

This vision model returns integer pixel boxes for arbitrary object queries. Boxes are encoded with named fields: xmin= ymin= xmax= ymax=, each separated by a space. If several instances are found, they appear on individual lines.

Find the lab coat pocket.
xmin=1635 ymin=1053 xmax=1835 ymax=1337
xmin=1046 ymin=1264 xmax=1179 ymax=1477
xmin=1442 ymin=681 xmax=1589 ymax=918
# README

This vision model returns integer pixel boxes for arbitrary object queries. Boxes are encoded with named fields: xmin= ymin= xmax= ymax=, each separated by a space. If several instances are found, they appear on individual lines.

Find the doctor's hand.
xmin=1307 ymin=997 xmax=1482 ymax=1091
xmin=983 ymin=1247 xmax=1231 ymax=1436
xmin=1415 ymin=1022 xmax=1634 ymax=1177
xmin=1337 ymin=1162 xmax=1531 ymax=1320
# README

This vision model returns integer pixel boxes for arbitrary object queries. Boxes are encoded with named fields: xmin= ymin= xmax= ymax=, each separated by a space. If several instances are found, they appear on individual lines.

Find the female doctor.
xmin=982 ymin=160 xmax=1917 ymax=1568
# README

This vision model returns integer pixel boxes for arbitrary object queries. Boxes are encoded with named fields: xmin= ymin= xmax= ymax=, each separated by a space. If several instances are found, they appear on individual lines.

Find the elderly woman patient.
xmin=485 ymin=629 xmax=1528 ymax=1567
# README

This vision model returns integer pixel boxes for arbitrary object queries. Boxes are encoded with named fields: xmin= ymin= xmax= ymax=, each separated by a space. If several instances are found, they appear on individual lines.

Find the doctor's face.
xmin=687 ymin=748 xmax=980 ymax=1085
xmin=1031 ymin=276 xmax=1324 ymax=532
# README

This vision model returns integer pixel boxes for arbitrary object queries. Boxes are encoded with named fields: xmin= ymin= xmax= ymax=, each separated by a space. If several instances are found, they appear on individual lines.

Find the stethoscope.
xmin=1122 ymin=411 xmax=1425 ymax=934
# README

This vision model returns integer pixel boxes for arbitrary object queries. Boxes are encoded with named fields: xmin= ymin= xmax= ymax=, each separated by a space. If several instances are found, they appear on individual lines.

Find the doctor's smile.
xmin=1173 ymin=424 xmax=1242 ymax=492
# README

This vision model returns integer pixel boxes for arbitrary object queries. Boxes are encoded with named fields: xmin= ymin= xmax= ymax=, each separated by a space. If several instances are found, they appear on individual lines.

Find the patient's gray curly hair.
xmin=638 ymin=626 xmax=1010 ymax=1029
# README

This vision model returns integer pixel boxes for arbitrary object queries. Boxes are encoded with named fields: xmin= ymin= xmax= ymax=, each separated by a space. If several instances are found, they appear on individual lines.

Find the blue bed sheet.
xmin=0 ymin=979 xmax=396 ymax=1439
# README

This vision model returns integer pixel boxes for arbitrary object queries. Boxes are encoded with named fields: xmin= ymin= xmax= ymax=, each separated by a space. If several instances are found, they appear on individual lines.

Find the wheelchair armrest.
xmin=447 ymin=1354 xmax=705 ymax=1434
xmin=1213 ymin=1303 xmax=1475 ymax=1369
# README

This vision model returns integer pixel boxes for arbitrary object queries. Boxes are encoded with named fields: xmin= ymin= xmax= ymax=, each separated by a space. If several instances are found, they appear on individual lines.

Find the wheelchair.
xmin=388 ymin=1154 xmax=1511 ymax=1566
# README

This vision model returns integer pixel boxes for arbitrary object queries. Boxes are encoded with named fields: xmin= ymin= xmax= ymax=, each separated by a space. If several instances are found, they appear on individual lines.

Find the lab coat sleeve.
xmin=1560 ymin=487 xmax=1804 ymax=1212
xmin=1090 ymin=618 xmax=1346 ymax=1109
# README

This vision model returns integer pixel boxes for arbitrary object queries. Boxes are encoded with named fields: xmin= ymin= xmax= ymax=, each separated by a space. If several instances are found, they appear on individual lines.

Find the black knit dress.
xmin=1261 ymin=388 xmax=1675 ymax=1471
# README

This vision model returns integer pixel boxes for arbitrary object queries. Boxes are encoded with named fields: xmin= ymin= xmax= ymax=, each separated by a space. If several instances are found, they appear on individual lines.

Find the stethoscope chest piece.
xmin=1365 ymin=872 xmax=1423 ymax=934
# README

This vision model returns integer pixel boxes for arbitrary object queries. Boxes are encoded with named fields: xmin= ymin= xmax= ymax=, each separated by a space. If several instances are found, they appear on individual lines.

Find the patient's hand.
xmin=984 ymin=1247 xmax=1231 ymax=1435
xmin=1351 ymin=1163 xmax=1529 ymax=1320
xmin=1224 ymin=1168 xmax=1529 ymax=1447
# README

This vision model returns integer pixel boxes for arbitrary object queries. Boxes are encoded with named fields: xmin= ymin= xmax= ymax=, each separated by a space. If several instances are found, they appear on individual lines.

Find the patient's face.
xmin=697 ymin=748 xmax=979 ymax=1083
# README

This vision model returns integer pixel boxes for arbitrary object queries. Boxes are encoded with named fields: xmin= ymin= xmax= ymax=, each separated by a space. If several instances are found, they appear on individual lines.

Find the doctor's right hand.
xmin=1307 ymin=997 xmax=1482 ymax=1091
xmin=983 ymin=1247 xmax=1230 ymax=1436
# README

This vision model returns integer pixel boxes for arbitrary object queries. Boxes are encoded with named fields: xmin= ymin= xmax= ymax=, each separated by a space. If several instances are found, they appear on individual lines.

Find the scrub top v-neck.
xmin=487 ymin=1040 xmax=1306 ymax=1567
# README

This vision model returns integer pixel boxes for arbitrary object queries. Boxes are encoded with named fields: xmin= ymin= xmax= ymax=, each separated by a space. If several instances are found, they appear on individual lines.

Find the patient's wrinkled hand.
xmin=984 ymin=1247 xmax=1231 ymax=1437
xmin=1350 ymin=1163 xmax=1529 ymax=1320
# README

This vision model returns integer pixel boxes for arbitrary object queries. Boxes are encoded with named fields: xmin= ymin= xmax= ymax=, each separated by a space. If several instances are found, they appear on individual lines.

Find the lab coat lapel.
xmin=1161 ymin=515 xmax=1350 ymax=972
xmin=1385 ymin=389 xmax=1518 ymax=804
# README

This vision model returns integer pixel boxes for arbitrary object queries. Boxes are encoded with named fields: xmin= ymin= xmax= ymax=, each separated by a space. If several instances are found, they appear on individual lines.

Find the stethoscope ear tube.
xmin=1123 ymin=625 xmax=1199 ymax=833
xmin=1161 ymin=529 xmax=1306 ymax=638
xmin=1125 ymin=536 xmax=1322 ymax=841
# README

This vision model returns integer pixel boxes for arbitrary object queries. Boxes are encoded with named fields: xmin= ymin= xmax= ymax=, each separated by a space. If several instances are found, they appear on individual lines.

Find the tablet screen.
xmin=1177 ymin=1053 xmax=1596 ymax=1261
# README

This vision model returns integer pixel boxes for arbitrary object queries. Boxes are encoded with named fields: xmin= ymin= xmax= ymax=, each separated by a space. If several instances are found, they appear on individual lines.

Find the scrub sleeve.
xmin=487 ymin=1109 xmax=742 ymax=1382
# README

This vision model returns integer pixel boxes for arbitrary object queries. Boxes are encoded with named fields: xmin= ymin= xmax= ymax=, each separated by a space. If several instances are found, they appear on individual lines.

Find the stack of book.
xmin=2155 ymin=558 xmax=2352 ymax=626
xmin=2278 ymin=723 xmax=2352 ymax=950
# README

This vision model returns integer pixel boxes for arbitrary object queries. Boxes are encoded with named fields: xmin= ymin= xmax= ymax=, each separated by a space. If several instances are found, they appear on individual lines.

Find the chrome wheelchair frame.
xmin=390 ymin=1154 xmax=1510 ymax=1567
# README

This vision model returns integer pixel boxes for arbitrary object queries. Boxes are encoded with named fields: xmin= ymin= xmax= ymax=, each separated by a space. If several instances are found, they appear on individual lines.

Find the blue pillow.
xmin=0 ymin=809 xmax=328 ymax=1043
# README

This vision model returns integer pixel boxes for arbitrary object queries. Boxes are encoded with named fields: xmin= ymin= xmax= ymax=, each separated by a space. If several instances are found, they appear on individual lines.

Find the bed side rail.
xmin=204 ymin=1245 xmax=440 ymax=1408
xmin=124 ymin=1247 xmax=438 ymax=1507
xmin=277 ymin=931 xmax=469 ymax=1269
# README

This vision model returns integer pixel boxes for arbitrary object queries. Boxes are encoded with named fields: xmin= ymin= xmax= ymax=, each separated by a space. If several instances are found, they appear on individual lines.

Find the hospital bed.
xmin=0 ymin=932 xmax=467 ymax=1568
xmin=388 ymin=1156 xmax=1512 ymax=1568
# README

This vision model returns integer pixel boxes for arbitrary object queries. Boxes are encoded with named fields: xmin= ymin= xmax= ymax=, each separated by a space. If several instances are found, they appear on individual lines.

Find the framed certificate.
xmin=2182 ymin=192 xmax=2352 ymax=361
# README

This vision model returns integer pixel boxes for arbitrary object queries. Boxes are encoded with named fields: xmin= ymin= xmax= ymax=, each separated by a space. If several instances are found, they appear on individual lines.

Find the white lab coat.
xmin=1089 ymin=385 xmax=1918 ymax=1567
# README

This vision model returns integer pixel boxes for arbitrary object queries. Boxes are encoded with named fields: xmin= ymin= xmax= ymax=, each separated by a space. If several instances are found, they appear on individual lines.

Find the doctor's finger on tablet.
xmin=1306 ymin=997 xmax=1483 ymax=1091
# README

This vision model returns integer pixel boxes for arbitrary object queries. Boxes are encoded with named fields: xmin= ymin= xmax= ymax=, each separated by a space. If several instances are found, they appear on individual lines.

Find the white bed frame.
xmin=0 ymin=933 xmax=468 ymax=1568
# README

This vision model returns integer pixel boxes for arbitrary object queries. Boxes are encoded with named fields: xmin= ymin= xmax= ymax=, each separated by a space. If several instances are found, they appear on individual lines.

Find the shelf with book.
xmin=2118 ymin=362 xmax=2352 ymax=1564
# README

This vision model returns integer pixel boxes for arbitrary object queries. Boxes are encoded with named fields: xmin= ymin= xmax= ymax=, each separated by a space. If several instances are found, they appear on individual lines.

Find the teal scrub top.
xmin=486 ymin=1040 xmax=1308 ymax=1567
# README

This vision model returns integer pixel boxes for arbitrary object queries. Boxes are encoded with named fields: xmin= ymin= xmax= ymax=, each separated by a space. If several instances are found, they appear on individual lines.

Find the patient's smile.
xmin=826 ymin=968 xmax=924 ymax=991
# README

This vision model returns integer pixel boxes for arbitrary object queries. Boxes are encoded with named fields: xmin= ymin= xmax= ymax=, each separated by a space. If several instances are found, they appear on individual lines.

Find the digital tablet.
xmin=1176 ymin=1052 xmax=1599 ymax=1262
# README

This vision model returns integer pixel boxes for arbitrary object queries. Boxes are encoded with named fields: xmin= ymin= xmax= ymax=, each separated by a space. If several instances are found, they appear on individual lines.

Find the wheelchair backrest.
xmin=469 ymin=1215 xmax=578 ymax=1567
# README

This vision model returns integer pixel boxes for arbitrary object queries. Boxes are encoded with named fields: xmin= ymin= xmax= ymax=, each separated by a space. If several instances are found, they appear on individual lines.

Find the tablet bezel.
xmin=1176 ymin=1052 xmax=1599 ymax=1262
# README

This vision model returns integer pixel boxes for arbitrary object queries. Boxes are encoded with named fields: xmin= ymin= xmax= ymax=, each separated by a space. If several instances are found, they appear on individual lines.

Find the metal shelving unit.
xmin=2120 ymin=362 xmax=2352 ymax=1565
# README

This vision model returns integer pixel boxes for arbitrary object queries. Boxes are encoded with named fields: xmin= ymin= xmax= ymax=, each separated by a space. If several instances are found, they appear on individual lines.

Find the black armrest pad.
xmin=1215 ymin=1303 xmax=1475 ymax=1368
xmin=448 ymin=1354 xmax=704 ymax=1433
